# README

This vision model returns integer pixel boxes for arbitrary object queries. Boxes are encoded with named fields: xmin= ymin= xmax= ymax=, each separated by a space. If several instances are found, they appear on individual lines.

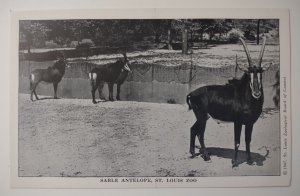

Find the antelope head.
xmin=237 ymin=37 xmax=273 ymax=99
xmin=56 ymin=52 xmax=70 ymax=68
xmin=121 ymin=53 xmax=131 ymax=72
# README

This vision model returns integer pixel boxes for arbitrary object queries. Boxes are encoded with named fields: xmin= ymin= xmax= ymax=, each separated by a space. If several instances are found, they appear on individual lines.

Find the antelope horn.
xmin=239 ymin=37 xmax=253 ymax=67
xmin=258 ymin=37 xmax=267 ymax=67
xmin=236 ymin=54 xmax=248 ymax=72
xmin=122 ymin=53 xmax=127 ymax=59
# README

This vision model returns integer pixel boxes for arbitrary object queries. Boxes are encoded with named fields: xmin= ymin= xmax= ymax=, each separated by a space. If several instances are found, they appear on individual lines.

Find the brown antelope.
xmin=29 ymin=54 xmax=69 ymax=101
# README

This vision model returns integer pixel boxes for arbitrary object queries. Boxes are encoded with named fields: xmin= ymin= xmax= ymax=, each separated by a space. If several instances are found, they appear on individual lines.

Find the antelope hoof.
xmin=189 ymin=149 xmax=195 ymax=157
xmin=54 ymin=96 xmax=59 ymax=99
xmin=109 ymin=98 xmax=114 ymax=101
xmin=232 ymin=159 xmax=239 ymax=168
xmin=201 ymin=153 xmax=211 ymax=161
xmin=99 ymin=96 xmax=106 ymax=101
xmin=92 ymin=100 xmax=97 ymax=104
xmin=116 ymin=96 xmax=121 ymax=101
xmin=247 ymin=159 xmax=254 ymax=165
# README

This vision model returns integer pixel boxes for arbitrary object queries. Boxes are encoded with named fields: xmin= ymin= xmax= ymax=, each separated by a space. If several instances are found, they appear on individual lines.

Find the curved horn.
xmin=122 ymin=53 xmax=127 ymax=59
xmin=239 ymin=37 xmax=253 ymax=66
xmin=258 ymin=37 xmax=267 ymax=67
xmin=236 ymin=54 xmax=248 ymax=72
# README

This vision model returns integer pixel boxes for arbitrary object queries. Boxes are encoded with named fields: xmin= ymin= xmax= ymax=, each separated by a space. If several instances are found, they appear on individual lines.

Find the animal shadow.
xmin=93 ymin=100 xmax=108 ymax=104
xmin=192 ymin=147 xmax=268 ymax=167
xmin=36 ymin=97 xmax=59 ymax=101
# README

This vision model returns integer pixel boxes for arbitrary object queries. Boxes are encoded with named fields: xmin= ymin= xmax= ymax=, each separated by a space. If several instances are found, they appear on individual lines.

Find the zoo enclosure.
xmin=19 ymin=57 xmax=279 ymax=108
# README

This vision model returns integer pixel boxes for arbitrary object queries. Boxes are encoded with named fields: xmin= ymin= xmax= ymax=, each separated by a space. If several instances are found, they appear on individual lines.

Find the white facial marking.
xmin=252 ymin=93 xmax=261 ymax=99
xmin=257 ymin=73 xmax=261 ymax=89
xmin=250 ymin=73 xmax=254 ymax=90
xmin=124 ymin=63 xmax=131 ymax=72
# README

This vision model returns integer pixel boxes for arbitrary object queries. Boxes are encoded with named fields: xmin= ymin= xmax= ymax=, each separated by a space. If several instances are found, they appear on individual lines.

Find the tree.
xmin=234 ymin=19 xmax=279 ymax=42
xmin=172 ymin=19 xmax=190 ymax=53
xmin=19 ymin=19 xmax=278 ymax=52
xmin=196 ymin=19 xmax=214 ymax=41
xmin=257 ymin=19 xmax=261 ymax=45
xmin=19 ymin=20 xmax=49 ymax=52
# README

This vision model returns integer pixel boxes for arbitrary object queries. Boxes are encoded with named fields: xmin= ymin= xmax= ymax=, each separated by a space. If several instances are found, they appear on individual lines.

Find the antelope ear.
xmin=237 ymin=63 xmax=249 ymax=72
xmin=122 ymin=53 xmax=127 ymax=60
xmin=262 ymin=62 xmax=273 ymax=71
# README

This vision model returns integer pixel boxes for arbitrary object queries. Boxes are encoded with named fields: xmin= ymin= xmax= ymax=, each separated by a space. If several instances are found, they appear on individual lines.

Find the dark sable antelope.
xmin=30 ymin=54 xmax=69 ymax=101
xmin=89 ymin=53 xmax=131 ymax=104
xmin=96 ymin=69 xmax=130 ymax=101
xmin=186 ymin=37 xmax=272 ymax=167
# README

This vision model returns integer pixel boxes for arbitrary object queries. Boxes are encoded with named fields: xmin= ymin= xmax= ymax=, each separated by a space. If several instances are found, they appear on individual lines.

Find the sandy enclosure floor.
xmin=18 ymin=94 xmax=280 ymax=177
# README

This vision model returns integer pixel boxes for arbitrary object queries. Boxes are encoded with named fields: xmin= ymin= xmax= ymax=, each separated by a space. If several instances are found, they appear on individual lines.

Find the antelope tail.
xmin=89 ymin=72 xmax=96 ymax=90
xmin=186 ymin=95 xmax=192 ymax=110
xmin=29 ymin=74 xmax=33 ymax=90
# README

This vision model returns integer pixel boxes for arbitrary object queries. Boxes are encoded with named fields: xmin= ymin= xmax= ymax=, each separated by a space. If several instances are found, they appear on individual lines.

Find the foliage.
xmin=19 ymin=19 xmax=279 ymax=50
xmin=19 ymin=20 xmax=49 ymax=51
xmin=167 ymin=98 xmax=176 ymax=104
xmin=228 ymin=29 xmax=244 ymax=43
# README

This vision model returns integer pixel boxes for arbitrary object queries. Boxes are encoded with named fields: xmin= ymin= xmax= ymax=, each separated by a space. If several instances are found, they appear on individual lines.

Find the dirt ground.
xmin=18 ymin=93 xmax=280 ymax=177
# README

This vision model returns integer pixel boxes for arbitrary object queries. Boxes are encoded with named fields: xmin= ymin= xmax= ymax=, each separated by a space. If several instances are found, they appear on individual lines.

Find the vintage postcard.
xmin=10 ymin=9 xmax=291 ymax=188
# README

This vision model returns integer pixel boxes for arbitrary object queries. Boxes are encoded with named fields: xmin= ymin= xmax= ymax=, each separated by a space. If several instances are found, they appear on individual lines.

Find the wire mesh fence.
xmin=19 ymin=59 xmax=279 ymax=105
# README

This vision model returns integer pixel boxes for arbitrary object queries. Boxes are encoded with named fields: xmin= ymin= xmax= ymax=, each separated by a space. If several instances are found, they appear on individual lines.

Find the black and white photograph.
xmin=10 ymin=9 xmax=291 ymax=188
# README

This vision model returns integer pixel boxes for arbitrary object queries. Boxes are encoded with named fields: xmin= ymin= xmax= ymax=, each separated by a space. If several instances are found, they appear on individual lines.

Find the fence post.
xmin=85 ymin=48 xmax=89 ymax=73
xmin=188 ymin=55 xmax=193 ymax=93
xmin=168 ymin=29 xmax=173 ymax=50
xmin=151 ymin=64 xmax=154 ymax=100
xmin=182 ymin=29 xmax=188 ymax=54
xmin=28 ymin=60 xmax=31 ymax=77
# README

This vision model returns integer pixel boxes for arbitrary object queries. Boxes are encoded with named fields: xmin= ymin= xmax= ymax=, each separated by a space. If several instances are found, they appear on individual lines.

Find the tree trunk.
xmin=26 ymin=33 xmax=32 ymax=54
xmin=168 ymin=29 xmax=173 ymax=50
xmin=209 ymin=32 xmax=213 ymax=42
xmin=155 ymin=31 xmax=160 ymax=43
xmin=167 ymin=20 xmax=173 ymax=50
xmin=27 ymin=44 xmax=31 ymax=54
xmin=257 ymin=19 xmax=261 ymax=45
xmin=182 ymin=29 xmax=188 ymax=54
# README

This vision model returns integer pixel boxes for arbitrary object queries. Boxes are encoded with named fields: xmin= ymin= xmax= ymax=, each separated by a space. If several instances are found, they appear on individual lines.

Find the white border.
xmin=10 ymin=8 xmax=291 ymax=188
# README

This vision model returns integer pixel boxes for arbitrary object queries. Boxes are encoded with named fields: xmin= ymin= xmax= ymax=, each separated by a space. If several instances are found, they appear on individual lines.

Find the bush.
xmin=45 ymin=40 xmax=60 ymax=49
xmin=81 ymin=39 xmax=94 ymax=45
xmin=167 ymin=98 xmax=176 ymax=104
xmin=70 ymin=41 xmax=79 ymax=48
xmin=76 ymin=43 xmax=92 ymax=50
xmin=76 ymin=39 xmax=95 ymax=49
xmin=228 ymin=29 xmax=243 ymax=43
